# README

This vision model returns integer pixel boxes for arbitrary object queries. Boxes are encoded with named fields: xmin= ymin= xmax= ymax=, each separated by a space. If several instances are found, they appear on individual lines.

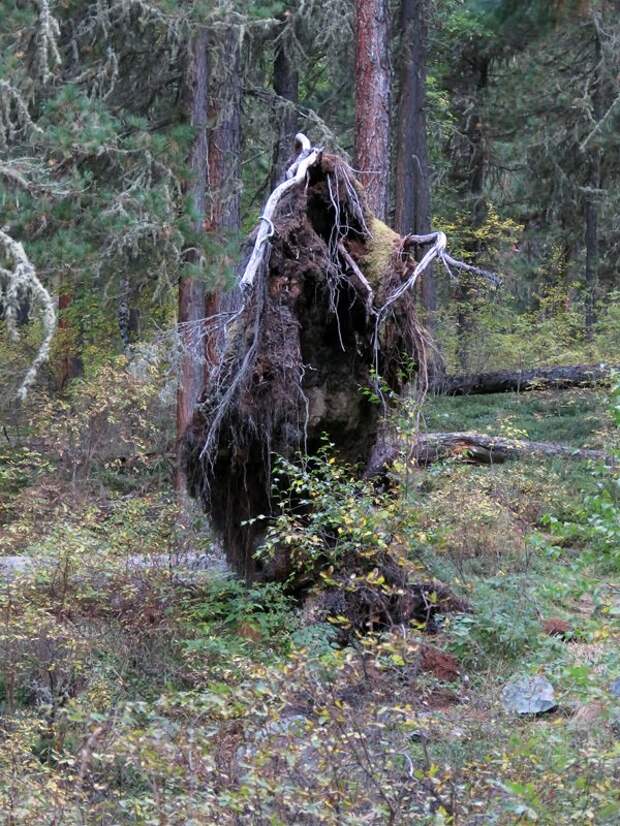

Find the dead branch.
xmin=0 ymin=228 xmax=57 ymax=399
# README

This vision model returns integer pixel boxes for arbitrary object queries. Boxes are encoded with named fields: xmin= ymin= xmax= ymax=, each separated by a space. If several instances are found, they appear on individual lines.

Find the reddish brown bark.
xmin=204 ymin=26 xmax=242 ymax=368
xmin=56 ymin=289 xmax=82 ymax=390
xmin=176 ymin=29 xmax=209 ymax=495
xmin=354 ymin=0 xmax=391 ymax=220
xmin=206 ymin=27 xmax=241 ymax=234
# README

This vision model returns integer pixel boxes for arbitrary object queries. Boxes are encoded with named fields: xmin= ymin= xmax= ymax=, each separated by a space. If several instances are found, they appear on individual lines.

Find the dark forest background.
xmin=2 ymin=0 xmax=619 ymax=411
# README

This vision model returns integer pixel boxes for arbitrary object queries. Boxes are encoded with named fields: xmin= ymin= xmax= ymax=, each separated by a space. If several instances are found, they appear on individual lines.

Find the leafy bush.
xmin=31 ymin=354 xmax=172 ymax=484
xmin=181 ymin=575 xmax=298 ymax=671
xmin=258 ymin=442 xmax=415 ymax=578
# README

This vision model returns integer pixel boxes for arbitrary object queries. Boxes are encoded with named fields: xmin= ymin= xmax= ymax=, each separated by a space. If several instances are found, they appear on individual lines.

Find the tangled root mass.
xmin=185 ymin=152 xmax=430 ymax=580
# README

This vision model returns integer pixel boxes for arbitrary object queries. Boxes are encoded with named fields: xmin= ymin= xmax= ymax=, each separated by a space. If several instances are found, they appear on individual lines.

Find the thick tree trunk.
xmin=584 ymin=24 xmax=602 ymax=342
xmin=367 ymin=432 xmax=613 ymax=475
xmin=207 ymin=28 xmax=241 ymax=234
xmin=354 ymin=0 xmax=391 ymax=220
xmin=395 ymin=0 xmax=436 ymax=321
xmin=436 ymin=363 xmax=618 ymax=396
xmin=451 ymin=56 xmax=489 ymax=372
xmin=270 ymin=15 xmax=299 ymax=190
xmin=176 ymin=29 xmax=209 ymax=496
xmin=205 ymin=26 xmax=242 ymax=364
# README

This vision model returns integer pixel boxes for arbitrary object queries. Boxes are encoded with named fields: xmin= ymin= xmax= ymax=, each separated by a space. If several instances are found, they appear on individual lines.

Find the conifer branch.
xmin=35 ymin=0 xmax=62 ymax=83
xmin=0 ymin=81 xmax=43 ymax=150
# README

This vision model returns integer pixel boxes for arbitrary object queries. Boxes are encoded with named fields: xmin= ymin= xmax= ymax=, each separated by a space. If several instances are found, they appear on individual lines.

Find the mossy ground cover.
xmin=424 ymin=387 xmax=614 ymax=448
xmin=0 ymin=381 xmax=617 ymax=823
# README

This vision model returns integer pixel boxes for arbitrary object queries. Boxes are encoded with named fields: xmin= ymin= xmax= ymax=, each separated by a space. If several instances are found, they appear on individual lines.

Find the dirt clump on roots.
xmin=301 ymin=554 xmax=469 ymax=644
xmin=420 ymin=645 xmax=460 ymax=682
xmin=184 ymin=152 xmax=431 ymax=581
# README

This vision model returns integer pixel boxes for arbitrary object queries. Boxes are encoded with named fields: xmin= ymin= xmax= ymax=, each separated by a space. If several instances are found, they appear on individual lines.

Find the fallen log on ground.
xmin=366 ymin=431 xmax=615 ymax=476
xmin=437 ymin=364 xmax=618 ymax=396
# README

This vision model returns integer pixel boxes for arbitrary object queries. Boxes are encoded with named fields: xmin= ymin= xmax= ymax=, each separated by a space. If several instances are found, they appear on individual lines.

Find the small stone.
xmin=501 ymin=676 xmax=557 ymax=715
xmin=610 ymin=677 xmax=620 ymax=698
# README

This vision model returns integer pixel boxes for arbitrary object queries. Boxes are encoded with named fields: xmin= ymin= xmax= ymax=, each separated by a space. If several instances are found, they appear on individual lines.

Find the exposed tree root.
xmin=184 ymin=135 xmax=501 ymax=579
xmin=303 ymin=554 xmax=469 ymax=643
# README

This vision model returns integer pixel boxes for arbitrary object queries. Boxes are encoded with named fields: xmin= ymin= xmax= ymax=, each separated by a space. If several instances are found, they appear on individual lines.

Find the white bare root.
xmin=239 ymin=133 xmax=320 ymax=293
xmin=376 ymin=229 xmax=502 ymax=327
xmin=338 ymin=243 xmax=374 ymax=313
xmin=402 ymin=232 xmax=502 ymax=288
xmin=294 ymin=131 xmax=311 ymax=152
xmin=378 ymin=231 xmax=447 ymax=321
xmin=0 ymin=229 xmax=57 ymax=399
xmin=371 ymin=229 xmax=501 ymax=402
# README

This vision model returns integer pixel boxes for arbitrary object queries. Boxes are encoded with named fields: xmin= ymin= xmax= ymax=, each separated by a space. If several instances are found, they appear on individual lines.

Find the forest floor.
xmin=0 ymin=386 xmax=618 ymax=824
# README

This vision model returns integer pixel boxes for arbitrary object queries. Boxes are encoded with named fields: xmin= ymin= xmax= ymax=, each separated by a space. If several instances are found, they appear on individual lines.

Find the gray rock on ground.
xmin=502 ymin=676 xmax=558 ymax=715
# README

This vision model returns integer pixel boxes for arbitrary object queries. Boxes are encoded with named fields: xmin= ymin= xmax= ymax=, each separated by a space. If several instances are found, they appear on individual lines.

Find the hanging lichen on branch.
xmin=0 ymin=230 xmax=57 ymax=400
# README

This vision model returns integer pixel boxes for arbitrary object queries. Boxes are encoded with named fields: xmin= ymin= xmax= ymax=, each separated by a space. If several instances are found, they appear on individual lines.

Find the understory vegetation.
xmin=1 ymin=362 xmax=618 ymax=823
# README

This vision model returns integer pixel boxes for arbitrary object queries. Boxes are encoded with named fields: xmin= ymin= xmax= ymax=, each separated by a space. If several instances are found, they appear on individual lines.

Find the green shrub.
xmin=447 ymin=575 xmax=541 ymax=665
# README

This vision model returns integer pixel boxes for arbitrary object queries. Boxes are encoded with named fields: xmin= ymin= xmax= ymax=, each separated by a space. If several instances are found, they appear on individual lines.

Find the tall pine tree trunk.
xmin=205 ymin=25 xmax=242 ymax=360
xmin=355 ymin=0 xmax=391 ymax=220
xmin=394 ymin=0 xmax=435 ymax=324
xmin=176 ymin=29 xmax=209 ymax=497
xmin=584 ymin=21 xmax=602 ymax=342
xmin=270 ymin=13 xmax=299 ymax=190
xmin=455 ymin=56 xmax=488 ymax=372
xmin=207 ymin=28 xmax=242 ymax=234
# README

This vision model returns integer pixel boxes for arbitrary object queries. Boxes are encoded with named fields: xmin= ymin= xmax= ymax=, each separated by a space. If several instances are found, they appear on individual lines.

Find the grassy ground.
xmin=0 ymin=386 xmax=618 ymax=824
xmin=424 ymin=387 xmax=613 ymax=448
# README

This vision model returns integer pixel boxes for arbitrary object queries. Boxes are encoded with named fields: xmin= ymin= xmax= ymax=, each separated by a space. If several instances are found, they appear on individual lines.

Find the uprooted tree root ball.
xmin=183 ymin=135 xmax=496 ymax=583
xmin=184 ymin=148 xmax=433 ymax=580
